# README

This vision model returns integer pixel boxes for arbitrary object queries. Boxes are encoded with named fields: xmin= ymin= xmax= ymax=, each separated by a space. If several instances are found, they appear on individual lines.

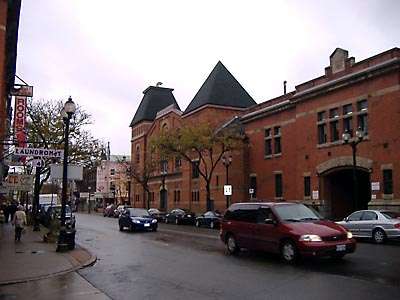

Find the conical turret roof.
xmin=184 ymin=61 xmax=256 ymax=114
xmin=129 ymin=86 xmax=181 ymax=127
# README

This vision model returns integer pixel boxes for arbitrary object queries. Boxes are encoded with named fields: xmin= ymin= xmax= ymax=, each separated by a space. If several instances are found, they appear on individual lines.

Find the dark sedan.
xmin=195 ymin=211 xmax=223 ymax=229
xmin=118 ymin=208 xmax=158 ymax=232
xmin=148 ymin=208 xmax=167 ymax=221
xmin=165 ymin=208 xmax=196 ymax=225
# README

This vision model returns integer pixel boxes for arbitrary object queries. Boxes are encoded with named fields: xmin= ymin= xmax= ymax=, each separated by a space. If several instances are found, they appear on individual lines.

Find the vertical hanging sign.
xmin=14 ymin=96 xmax=27 ymax=163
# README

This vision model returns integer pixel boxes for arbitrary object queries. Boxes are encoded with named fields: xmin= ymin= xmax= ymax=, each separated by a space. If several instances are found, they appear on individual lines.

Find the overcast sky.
xmin=15 ymin=0 xmax=400 ymax=155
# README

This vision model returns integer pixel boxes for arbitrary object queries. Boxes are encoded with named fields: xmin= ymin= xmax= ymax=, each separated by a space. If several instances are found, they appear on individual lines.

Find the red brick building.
xmin=0 ymin=0 xmax=22 ymax=196
xmin=130 ymin=47 xmax=400 ymax=220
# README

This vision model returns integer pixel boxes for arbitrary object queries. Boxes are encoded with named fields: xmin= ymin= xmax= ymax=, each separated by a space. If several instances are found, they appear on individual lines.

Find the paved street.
xmin=75 ymin=213 xmax=399 ymax=300
xmin=1 ymin=212 xmax=399 ymax=300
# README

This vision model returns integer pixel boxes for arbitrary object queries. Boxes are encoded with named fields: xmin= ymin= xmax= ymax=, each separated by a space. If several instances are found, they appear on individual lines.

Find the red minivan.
xmin=220 ymin=202 xmax=356 ymax=263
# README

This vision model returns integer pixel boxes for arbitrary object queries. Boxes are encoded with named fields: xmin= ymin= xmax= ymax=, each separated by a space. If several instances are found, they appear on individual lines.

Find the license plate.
xmin=144 ymin=223 xmax=150 ymax=227
xmin=336 ymin=245 xmax=346 ymax=251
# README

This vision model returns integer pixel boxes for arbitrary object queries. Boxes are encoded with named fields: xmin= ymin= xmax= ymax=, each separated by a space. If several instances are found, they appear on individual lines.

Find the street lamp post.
xmin=126 ymin=166 xmax=131 ymax=206
xmin=222 ymin=155 xmax=232 ymax=209
xmin=88 ymin=186 xmax=91 ymax=214
xmin=342 ymin=127 xmax=364 ymax=211
xmin=160 ymin=171 xmax=166 ymax=211
xmin=57 ymin=96 xmax=76 ymax=252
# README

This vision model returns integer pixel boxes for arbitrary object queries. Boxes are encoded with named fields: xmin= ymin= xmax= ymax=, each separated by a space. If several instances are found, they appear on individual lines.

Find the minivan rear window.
xmin=224 ymin=204 xmax=258 ymax=223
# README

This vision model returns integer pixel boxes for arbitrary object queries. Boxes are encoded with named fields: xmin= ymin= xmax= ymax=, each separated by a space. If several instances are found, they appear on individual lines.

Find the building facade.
xmin=0 ymin=0 xmax=22 ymax=199
xmin=129 ymin=47 xmax=400 ymax=220
xmin=95 ymin=155 xmax=131 ymax=206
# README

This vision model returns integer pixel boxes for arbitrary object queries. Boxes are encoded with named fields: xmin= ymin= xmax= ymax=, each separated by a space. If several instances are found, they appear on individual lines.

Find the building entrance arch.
xmin=317 ymin=157 xmax=372 ymax=220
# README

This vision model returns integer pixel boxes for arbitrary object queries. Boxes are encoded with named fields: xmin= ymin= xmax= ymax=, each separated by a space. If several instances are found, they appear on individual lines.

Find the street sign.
xmin=224 ymin=185 xmax=232 ymax=196
xmin=32 ymin=159 xmax=45 ymax=167
xmin=14 ymin=147 xmax=63 ymax=158
xmin=4 ymin=174 xmax=34 ymax=192
xmin=50 ymin=164 xmax=83 ymax=180
xmin=10 ymin=85 xmax=33 ymax=97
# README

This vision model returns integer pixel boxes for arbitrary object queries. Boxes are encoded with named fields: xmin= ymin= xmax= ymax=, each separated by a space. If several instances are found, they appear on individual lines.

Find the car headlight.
xmin=347 ymin=231 xmax=353 ymax=239
xmin=152 ymin=219 xmax=158 ymax=223
xmin=299 ymin=234 xmax=322 ymax=242
xmin=131 ymin=219 xmax=141 ymax=224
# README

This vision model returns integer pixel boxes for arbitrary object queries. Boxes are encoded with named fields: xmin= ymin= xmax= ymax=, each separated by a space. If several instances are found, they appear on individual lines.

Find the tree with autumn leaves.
xmin=153 ymin=117 xmax=247 ymax=210
xmin=22 ymin=98 xmax=106 ymax=192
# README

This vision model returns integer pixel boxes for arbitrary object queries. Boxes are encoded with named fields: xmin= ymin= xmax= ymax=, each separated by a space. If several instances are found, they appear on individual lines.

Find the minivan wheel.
xmin=281 ymin=239 xmax=298 ymax=263
xmin=226 ymin=234 xmax=240 ymax=255
xmin=373 ymin=228 xmax=386 ymax=244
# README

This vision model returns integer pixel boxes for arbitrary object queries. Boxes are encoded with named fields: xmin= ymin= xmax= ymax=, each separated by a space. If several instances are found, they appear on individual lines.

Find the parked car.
xmin=336 ymin=210 xmax=400 ymax=244
xmin=148 ymin=208 xmax=167 ymax=221
xmin=103 ymin=204 xmax=118 ymax=217
xmin=195 ymin=210 xmax=223 ymax=229
xmin=118 ymin=208 xmax=158 ymax=232
xmin=114 ymin=205 xmax=132 ymax=218
xmin=220 ymin=202 xmax=356 ymax=263
xmin=165 ymin=209 xmax=196 ymax=225
xmin=42 ymin=205 xmax=76 ymax=229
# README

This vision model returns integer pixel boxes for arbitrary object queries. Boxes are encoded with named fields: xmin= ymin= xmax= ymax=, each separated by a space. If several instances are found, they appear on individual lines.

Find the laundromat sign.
xmin=14 ymin=147 xmax=64 ymax=158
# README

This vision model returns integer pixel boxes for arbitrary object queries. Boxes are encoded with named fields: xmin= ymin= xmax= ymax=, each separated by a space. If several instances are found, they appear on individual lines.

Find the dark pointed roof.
xmin=184 ymin=61 xmax=256 ymax=115
xmin=129 ymin=86 xmax=181 ymax=127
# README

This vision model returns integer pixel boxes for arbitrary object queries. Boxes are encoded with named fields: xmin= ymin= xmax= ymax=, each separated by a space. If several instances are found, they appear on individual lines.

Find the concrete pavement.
xmin=0 ymin=221 xmax=110 ymax=299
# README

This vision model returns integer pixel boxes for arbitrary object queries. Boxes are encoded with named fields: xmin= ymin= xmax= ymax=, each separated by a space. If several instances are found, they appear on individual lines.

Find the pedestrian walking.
xmin=12 ymin=205 xmax=27 ymax=242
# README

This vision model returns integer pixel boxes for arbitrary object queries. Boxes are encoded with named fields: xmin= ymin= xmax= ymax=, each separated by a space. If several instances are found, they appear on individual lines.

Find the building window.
xmin=135 ymin=144 xmax=140 ymax=164
xmin=161 ymin=160 xmax=168 ymax=172
xmin=265 ymin=128 xmax=271 ymax=138
xmin=191 ymin=190 xmax=200 ymax=202
xmin=304 ymin=176 xmax=311 ymax=197
xmin=343 ymin=104 xmax=353 ymax=115
xmin=174 ymin=190 xmax=181 ymax=203
xmin=383 ymin=170 xmax=393 ymax=194
xmin=274 ymin=126 xmax=281 ymax=155
xmin=175 ymin=156 xmax=182 ymax=168
xmin=329 ymin=108 xmax=339 ymax=118
xmin=265 ymin=139 xmax=272 ymax=156
xmin=192 ymin=161 xmax=200 ymax=179
xmin=317 ymin=111 xmax=326 ymax=121
xmin=357 ymin=100 xmax=368 ymax=135
xmin=343 ymin=116 xmax=353 ymax=136
xmin=275 ymin=173 xmax=282 ymax=198
xmin=274 ymin=137 xmax=281 ymax=154
xmin=318 ymin=124 xmax=327 ymax=144
xmin=330 ymin=120 xmax=339 ymax=142
xmin=357 ymin=100 xmax=367 ymax=111
xmin=110 ymin=168 xmax=115 ymax=176
xmin=135 ymin=194 xmax=140 ymax=203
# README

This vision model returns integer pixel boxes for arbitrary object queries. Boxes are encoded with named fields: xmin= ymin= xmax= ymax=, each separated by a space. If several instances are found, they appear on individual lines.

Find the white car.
xmin=337 ymin=210 xmax=400 ymax=244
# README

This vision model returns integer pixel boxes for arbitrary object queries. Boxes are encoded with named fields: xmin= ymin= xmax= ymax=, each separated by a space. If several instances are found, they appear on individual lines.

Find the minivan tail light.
xmin=394 ymin=223 xmax=400 ymax=228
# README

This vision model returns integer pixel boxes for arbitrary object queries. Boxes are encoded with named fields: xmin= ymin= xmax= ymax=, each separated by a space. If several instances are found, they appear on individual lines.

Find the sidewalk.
xmin=0 ymin=221 xmax=96 ymax=285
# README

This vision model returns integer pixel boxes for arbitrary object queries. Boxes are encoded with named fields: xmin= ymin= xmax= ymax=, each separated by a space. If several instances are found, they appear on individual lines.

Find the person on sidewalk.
xmin=12 ymin=205 xmax=27 ymax=242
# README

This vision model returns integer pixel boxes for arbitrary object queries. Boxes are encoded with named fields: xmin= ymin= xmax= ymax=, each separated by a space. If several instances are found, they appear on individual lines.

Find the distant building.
xmin=129 ymin=47 xmax=400 ymax=220
xmin=95 ymin=155 xmax=131 ymax=206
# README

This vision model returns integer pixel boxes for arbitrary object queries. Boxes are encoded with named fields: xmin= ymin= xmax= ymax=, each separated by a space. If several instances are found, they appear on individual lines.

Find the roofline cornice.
xmin=292 ymin=57 xmax=400 ymax=103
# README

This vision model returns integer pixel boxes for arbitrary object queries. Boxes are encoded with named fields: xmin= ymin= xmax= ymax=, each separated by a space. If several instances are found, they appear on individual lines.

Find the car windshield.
xmin=51 ymin=206 xmax=71 ymax=214
xmin=129 ymin=209 xmax=150 ymax=217
xmin=274 ymin=204 xmax=323 ymax=222
xmin=381 ymin=211 xmax=400 ymax=219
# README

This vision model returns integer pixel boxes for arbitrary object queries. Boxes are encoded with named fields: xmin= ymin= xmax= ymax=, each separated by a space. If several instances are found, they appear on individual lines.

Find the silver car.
xmin=337 ymin=210 xmax=400 ymax=244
